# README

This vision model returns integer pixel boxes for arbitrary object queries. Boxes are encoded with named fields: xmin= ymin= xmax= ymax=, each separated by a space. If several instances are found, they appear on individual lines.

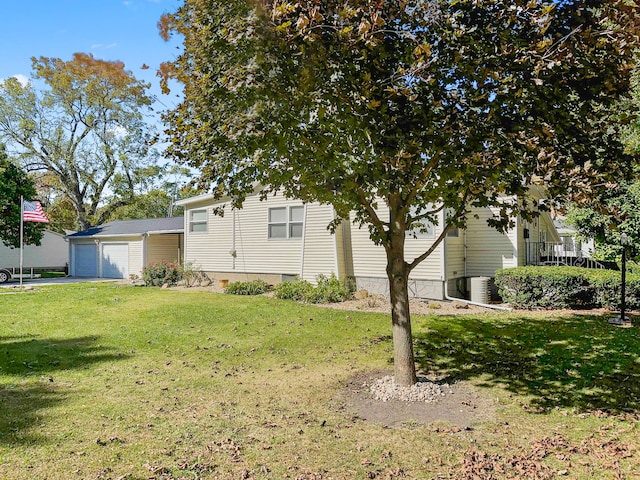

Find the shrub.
xmin=495 ymin=266 xmax=595 ymax=309
xmin=142 ymin=261 xmax=182 ymax=287
xmin=495 ymin=266 xmax=640 ymax=310
xmin=181 ymin=263 xmax=209 ymax=287
xmin=274 ymin=274 xmax=353 ymax=303
xmin=588 ymin=269 xmax=640 ymax=310
xmin=225 ymin=279 xmax=271 ymax=295
xmin=274 ymin=279 xmax=314 ymax=301
xmin=304 ymin=274 xmax=353 ymax=303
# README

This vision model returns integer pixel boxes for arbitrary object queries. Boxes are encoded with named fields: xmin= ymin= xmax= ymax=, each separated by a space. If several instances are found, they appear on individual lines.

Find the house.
xmin=175 ymin=192 xmax=352 ymax=285
xmin=0 ymin=229 xmax=68 ymax=271
xmin=66 ymin=217 xmax=184 ymax=279
xmin=350 ymin=188 xmax=560 ymax=299
xmin=176 ymin=187 xmax=561 ymax=300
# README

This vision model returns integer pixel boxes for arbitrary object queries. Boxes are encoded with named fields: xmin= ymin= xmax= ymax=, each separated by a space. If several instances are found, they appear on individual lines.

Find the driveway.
xmin=0 ymin=277 xmax=121 ymax=288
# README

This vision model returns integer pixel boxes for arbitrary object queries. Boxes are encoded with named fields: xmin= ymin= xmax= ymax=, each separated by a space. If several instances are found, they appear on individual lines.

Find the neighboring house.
xmin=176 ymin=187 xmax=561 ymax=300
xmin=66 ymin=217 xmax=184 ymax=279
xmin=0 ymin=229 xmax=68 ymax=270
xmin=553 ymin=216 xmax=595 ymax=258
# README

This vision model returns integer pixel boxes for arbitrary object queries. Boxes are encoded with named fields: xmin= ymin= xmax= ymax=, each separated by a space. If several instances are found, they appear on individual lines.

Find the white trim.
xmin=146 ymin=229 xmax=184 ymax=235
xmin=174 ymin=192 xmax=217 ymax=206
xmin=189 ymin=209 xmax=208 ymax=234
xmin=439 ymin=209 xmax=446 ymax=282
xmin=267 ymin=205 xmax=304 ymax=240
xmin=68 ymin=233 xmax=144 ymax=239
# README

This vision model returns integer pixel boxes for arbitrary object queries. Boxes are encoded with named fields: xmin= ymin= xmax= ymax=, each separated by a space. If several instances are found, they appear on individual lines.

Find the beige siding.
xmin=350 ymin=204 xmax=443 ymax=281
xmin=0 ymin=230 xmax=68 ymax=268
xmin=445 ymin=233 xmax=465 ymax=280
xmin=465 ymin=206 xmax=517 ymax=277
xmin=182 ymin=193 xmax=340 ymax=283
xmin=299 ymin=204 xmax=340 ymax=282
xmin=146 ymin=234 xmax=183 ymax=266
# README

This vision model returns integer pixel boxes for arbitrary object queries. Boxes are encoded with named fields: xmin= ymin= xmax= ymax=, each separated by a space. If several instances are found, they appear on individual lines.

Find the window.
xmin=562 ymin=236 xmax=575 ymax=253
xmin=445 ymin=208 xmax=459 ymax=237
xmin=268 ymin=205 xmax=304 ymax=239
xmin=189 ymin=209 xmax=207 ymax=233
xmin=407 ymin=206 xmax=436 ymax=239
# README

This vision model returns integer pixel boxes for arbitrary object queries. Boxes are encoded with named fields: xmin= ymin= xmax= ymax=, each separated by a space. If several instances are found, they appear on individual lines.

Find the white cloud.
xmin=13 ymin=74 xmax=29 ymax=87
xmin=91 ymin=43 xmax=118 ymax=50
xmin=0 ymin=74 xmax=30 ymax=87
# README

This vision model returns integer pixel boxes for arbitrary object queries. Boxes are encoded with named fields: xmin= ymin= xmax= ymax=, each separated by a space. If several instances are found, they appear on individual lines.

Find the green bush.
xmin=588 ymin=269 xmax=640 ymax=310
xmin=142 ymin=261 xmax=182 ymax=287
xmin=495 ymin=266 xmax=640 ymax=310
xmin=274 ymin=275 xmax=352 ymax=303
xmin=224 ymin=279 xmax=271 ymax=295
xmin=274 ymin=279 xmax=314 ymax=301
xmin=304 ymin=274 xmax=353 ymax=303
xmin=495 ymin=266 xmax=595 ymax=309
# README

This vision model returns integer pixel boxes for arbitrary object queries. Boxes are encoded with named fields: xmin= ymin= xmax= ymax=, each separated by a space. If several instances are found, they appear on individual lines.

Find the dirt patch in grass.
xmin=341 ymin=370 xmax=497 ymax=429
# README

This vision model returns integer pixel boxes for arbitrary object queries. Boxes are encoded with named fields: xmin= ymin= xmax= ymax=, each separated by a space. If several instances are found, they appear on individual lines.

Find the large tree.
xmin=0 ymin=53 xmax=156 ymax=230
xmin=160 ymin=0 xmax=640 ymax=385
xmin=0 ymin=144 xmax=45 ymax=248
xmin=565 ymin=66 xmax=640 ymax=260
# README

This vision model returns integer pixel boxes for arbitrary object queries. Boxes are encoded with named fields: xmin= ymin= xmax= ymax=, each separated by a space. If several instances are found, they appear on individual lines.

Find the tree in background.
xmin=566 ymin=67 xmax=640 ymax=261
xmin=0 ymin=144 xmax=45 ymax=248
xmin=160 ymin=0 xmax=640 ymax=385
xmin=0 ymin=53 xmax=157 ymax=230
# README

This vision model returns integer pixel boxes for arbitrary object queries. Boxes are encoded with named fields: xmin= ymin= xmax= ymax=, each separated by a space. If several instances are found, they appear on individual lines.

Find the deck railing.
xmin=524 ymin=242 xmax=606 ymax=270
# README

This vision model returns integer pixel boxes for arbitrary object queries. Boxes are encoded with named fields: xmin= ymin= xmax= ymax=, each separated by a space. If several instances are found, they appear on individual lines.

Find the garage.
xmin=101 ymin=244 xmax=129 ymax=279
xmin=74 ymin=244 xmax=98 ymax=277
xmin=66 ymin=217 xmax=184 ymax=279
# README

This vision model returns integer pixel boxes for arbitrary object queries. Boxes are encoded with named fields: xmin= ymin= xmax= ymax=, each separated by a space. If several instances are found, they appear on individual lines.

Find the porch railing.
xmin=524 ymin=242 xmax=606 ymax=270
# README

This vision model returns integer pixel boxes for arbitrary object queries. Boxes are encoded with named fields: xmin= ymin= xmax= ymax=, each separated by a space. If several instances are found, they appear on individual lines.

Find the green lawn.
xmin=0 ymin=283 xmax=639 ymax=479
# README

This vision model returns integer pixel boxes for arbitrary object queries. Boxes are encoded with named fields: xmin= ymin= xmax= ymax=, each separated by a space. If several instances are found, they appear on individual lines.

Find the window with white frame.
xmin=407 ymin=207 xmax=436 ymax=239
xmin=189 ymin=209 xmax=208 ymax=233
xmin=268 ymin=205 xmax=304 ymax=239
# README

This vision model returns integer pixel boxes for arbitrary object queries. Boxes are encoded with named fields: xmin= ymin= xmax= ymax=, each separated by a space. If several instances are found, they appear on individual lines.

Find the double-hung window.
xmin=189 ymin=209 xmax=208 ymax=233
xmin=268 ymin=206 xmax=304 ymax=239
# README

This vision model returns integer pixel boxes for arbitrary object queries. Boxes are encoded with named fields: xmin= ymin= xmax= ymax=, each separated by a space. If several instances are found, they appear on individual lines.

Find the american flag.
xmin=23 ymin=200 xmax=49 ymax=223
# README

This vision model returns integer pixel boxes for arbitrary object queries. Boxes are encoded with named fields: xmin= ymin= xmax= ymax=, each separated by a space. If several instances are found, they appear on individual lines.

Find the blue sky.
xmin=0 ymin=0 xmax=182 ymax=113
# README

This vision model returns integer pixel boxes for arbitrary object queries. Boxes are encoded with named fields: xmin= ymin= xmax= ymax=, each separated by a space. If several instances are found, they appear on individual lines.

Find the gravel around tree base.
xmin=367 ymin=375 xmax=453 ymax=403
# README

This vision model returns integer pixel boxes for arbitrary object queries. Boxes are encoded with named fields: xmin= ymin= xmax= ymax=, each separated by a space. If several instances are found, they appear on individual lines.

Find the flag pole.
xmin=19 ymin=195 xmax=24 ymax=288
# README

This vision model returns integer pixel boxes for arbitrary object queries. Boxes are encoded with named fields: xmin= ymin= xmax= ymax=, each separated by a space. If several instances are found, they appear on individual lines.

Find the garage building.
xmin=66 ymin=217 xmax=184 ymax=279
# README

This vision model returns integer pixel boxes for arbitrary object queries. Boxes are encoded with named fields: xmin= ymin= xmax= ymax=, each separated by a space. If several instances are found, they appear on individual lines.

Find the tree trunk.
xmin=386 ymin=237 xmax=418 ymax=387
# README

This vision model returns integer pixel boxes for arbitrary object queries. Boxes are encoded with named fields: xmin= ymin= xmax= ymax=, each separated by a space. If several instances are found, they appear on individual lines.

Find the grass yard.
xmin=0 ymin=283 xmax=639 ymax=479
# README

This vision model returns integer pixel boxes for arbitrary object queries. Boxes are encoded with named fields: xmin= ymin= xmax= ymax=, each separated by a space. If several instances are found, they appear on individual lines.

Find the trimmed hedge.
xmin=495 ymin=266 xmax=638 ymax=310
xmin=589 ymin=269 xmax=640 ymax=310
xmin=495 ymin=266 xmax=594 ymax=309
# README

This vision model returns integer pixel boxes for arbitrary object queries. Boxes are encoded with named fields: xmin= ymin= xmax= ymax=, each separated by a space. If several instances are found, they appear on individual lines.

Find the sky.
xmin=0 ymin=0 xmax=182 ymax=115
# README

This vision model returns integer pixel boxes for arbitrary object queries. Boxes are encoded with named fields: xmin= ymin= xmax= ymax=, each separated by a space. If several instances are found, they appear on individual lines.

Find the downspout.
xmin=331 ymin=207 xmax=340 ymax=278
xmin=143 ymin=233 xmax=148 ymax=269
xmin=299 ymin=204 xmax=308 ymax=281
xmin=182 ymin=215 xmax=188 ymax=266
xmin=442 ymin=211 xmax=512 ymax=311
xmin=231 ymin=208 xmax=236 ymax=270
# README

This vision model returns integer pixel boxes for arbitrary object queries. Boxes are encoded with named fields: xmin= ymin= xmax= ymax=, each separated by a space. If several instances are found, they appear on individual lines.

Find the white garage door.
xmin=101 ymin=244 xmax=129 ymax=279
xmin=74 ymin=244 xmax=97 ymax=277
